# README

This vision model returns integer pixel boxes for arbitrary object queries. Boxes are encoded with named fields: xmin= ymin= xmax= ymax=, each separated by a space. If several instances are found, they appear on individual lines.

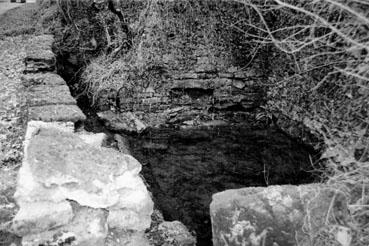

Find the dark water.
xmin=125 ymin=125 xmax=318 ymax=246
xmin=71 ymin=92 xmax=318 ymax=245
xmin=56 ymin=51 xmax=319 ymax=246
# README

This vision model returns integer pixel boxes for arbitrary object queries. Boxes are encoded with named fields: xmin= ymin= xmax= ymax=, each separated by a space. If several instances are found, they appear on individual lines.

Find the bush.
xmin=239 ymin=0 xmax=369 ymax=244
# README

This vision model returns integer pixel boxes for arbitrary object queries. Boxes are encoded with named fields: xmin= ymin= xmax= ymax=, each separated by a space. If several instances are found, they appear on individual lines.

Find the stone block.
xmin=21 ymin=205 xmax=108 ymax=246
xmin=13 ymin=125 xmax=153 ymax=239
xmin=11 ymin=201 xmax=73 ymax=236
xmin=213 ymin=78 xmax=232 ymax=88
xmin=158 ymin=221 xmax=196 ymax=246
xmin=106 ymin=229 xmax=150 ymax=246
xmin=176 ymin=73 xmax=199 ymax=79
xmin=27 ymin=35 xmax=54 ymax=51
xmin=21 ymin=73 xmax=66 ymax=87
xmin=27 ymin=85 xmax=76 ymax=106
xmin=24 ymin=50 xmax=56 ymax=73
xmin=172 ymin=79 xmax=214 ymax=90
xmin=24 ymin=35 xmax=56 ymax=73
xmin=78 ymin=131 xmax=107 ymax=148
xmin=218 ymin=72 xmax=234 ymax=78
xmin=108 ymin=209 xmax=151 ymax=231
xmin=98 ymin=111 xmax=147 ymax=133
xmin=232 ymin=80 xmax=245 ymax=89
xmin=28 ymin=104 xmax=86 ymax=122
xmin=210 ymin=184 xmax=350 ymax=246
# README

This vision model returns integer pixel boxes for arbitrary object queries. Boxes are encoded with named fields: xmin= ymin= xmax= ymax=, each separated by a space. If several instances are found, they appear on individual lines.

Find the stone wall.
xmin=76 ymin=0 xmax=268 ymax=130
xmin=210 ymin=184 xmax=352 ymax=246
xmin=10 ymin=35 xmax=155 ymax=246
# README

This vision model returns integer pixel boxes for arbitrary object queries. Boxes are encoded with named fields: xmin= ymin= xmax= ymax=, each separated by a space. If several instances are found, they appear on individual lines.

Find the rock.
xmin=158 ymin=221 xmax=196 ymax=246
xmin=27 ymin=35 xmax=54 ymax=50
xmin=25 ymin=121 xmax=75 ymax=140
xmin=24 ymin=35 xmax=55 ymax=73
xmin=21 ymin=73 xmax=66 ymax=87
xmin=78 ymin=131 xmax=107 ymax=148
xmin=106 ymin=229 xmax=150 ymax=246
xmin=202 ymin=120 xmax=227 ymax=127
xmin=171 ymin=79 xmax=213 ymax=90
xmin=21 ymin=205 xmax=108 ymax=246
xmin=98 ymin=111 xmax=147 ymax=133
xmin=142 ymin=142 xmax=168 ymax=151
xmin=64 ymin=205 xmax=108 ymax=246
xmin=27 ymin=85 xmax=76 ymax=106
xmin=12 ymin=123 xmax=153 ymax=240
xmin=28 ymin=104 xmax=86 ymax=123
xmin=232 ymin=80 xmax=245 ymax=89
xmin=11 ymin=201 xmax=73 ymax=236
xmin=175 ymin=73 xmax=199 ymax=80
xmin=114 ymin=134 xmax=131 ymax=155
xmin=218 ymin=72 xmax=234 ymax=78
xmin=24 ymin=50 xmax=56 ymax=73
xmin=210 ymin=184 xmax=349 ymax=246
xmin=108 ymin=208 xmax=152 ymax=231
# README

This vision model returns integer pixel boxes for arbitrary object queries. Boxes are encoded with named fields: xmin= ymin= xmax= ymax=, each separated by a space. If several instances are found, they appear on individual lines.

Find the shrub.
xmin=238 ymin=0 xmax=369 ymax=244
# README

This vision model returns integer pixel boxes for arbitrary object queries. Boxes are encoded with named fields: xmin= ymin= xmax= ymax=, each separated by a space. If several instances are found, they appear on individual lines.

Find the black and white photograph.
xmin=0 ymin=0 xmax=368 ymax=245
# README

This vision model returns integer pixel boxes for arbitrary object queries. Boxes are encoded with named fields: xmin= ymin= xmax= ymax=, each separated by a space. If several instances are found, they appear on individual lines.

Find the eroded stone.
xmin=21 ymin=73 xmax=66 ymax=87
xmin=11 ymin=201 xmax=73 ymax=236
xmin=13 ymin=123 xmax=153 ymax=240
xmin=21 ymin=205 xmax=108 ymax=246
xmin=210 ymin=184 xmax=349 ymax=246
xmin=158 ymin=221 xmax=196 ymax=246
xmin=28 ymin=104 xmax=86 ymax=122
xmin=98 ymin=111 xmax=147 ymax=133
xmin=106 ymin=229 xmax=150 ymax=246
xmin=27 ymin=85 xmax=76 ymax=106
xmin=78 ymin=131 xmax=107 ymax=148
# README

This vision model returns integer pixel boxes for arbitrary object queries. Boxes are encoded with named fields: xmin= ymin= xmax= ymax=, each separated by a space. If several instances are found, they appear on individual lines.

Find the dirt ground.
xmin=0 ymin=33 xmax=29 ymax=246
xmin=0 ymin=2 xmax=22 ymax=17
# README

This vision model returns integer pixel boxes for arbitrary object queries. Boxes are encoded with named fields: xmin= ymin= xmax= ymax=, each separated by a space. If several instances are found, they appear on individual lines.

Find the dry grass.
xmin=237 ymin=0 xmax=369 ymax=245
xmin=37 ymin=0 xmax=369 ymax=244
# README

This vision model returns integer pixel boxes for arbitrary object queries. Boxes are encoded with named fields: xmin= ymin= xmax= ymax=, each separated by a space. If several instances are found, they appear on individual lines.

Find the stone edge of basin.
xmin=9 ymin=35 xmax=154 ymax=246
xmin=210 ymin=184 xmax=352 ymax=246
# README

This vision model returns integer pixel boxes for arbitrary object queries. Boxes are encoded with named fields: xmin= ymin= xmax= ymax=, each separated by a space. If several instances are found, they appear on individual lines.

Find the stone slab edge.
xmin=23 ymin=35 xmax=86 ymax=124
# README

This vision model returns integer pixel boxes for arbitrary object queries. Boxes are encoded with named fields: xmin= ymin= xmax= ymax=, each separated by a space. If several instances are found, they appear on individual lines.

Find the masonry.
xmin=10 ymin=34 xmax=157 ymax=246
xmin=5 ymin=1 xmax=353 ymax=245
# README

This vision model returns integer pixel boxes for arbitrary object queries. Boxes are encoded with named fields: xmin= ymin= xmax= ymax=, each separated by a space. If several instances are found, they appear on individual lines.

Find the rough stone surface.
xmin=12 ymin=122 xmax=153 ymax=242
xmin=27 ymin=85 xmax=76 ymax=106
xmin=158 ymin=221 xmax=196 ymax=246
xmin=78 ymin=131 xmax=107 ymax=148
xmin=11 ymin=201 xmax=73 ymax=236
xmin=84 ymin=3 xmax=267 ymax=132
xmin=21 ymin=205 xmax=108 ymax=246
xmin=24 ymin=51 xmax=56 ymax=73
xmin=106 ymin=229 xmax=150 ymax=246
xmin=21 ymin=73 xmax=66 ymax=87
xmin=114 ymin=134 xmax=132 ymax=155
xmin=128 ymin=125 xmax=316 ymax=245
xmin=28 ymin=104 xmax=86 ymax=122
xmin=98 ymin=111 xmax=147 ymax=133
xmin=24 ymin=35 xmax=55 ymax=73
xmin=210 ymin=184 xmax=350 ymax=246
xmin=21 ymin=35 xmax=86 ymax=125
